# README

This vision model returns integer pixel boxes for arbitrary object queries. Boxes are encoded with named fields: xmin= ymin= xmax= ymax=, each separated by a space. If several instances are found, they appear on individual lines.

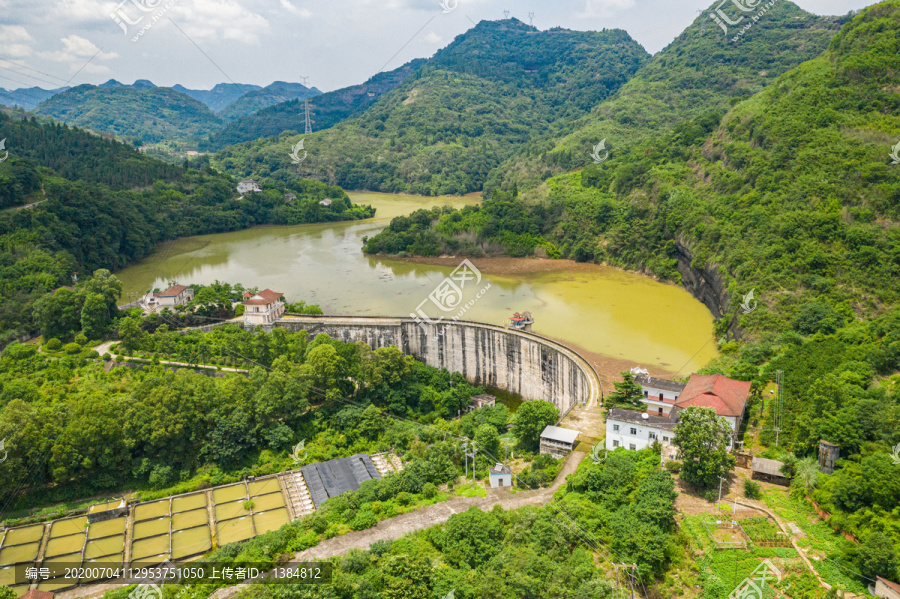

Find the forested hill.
xmin=34 ymin=85 xmax=223 ymax=144
xmin=201 ymin=60 xmax=425 ymax=152
xmin=0 ymin=113 xmax=183 ymax=192
xmin=366 ymin=0 xmax=900 ymax=336
xmin=212 ymin=19 xmax=650 ymax=195
xmin=217 ymin=81 xmax=320 ymax=121
xmin=0 ymin=112 xmax=370 ymax=342
xmin=485 ymin=1 xmax=848 ymax=196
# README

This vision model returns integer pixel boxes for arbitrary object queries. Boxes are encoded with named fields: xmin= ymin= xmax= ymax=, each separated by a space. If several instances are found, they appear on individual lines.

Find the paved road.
xmin=210 ymin=451 xmax=585 ymax=599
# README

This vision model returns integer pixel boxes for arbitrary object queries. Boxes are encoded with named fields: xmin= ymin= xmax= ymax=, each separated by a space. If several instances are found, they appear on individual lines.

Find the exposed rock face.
xmin=674 ymin=237 xmax=732 ymax=323
xmin=276 ymin=317 xmax=600 ymax=418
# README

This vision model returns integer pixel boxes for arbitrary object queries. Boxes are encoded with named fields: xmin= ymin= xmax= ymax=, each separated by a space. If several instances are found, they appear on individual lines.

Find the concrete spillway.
xmin=276 ymin=316 xmax=601 ymax=418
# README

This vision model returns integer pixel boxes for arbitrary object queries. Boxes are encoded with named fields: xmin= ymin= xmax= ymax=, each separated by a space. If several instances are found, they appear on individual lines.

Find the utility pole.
xmin=466 ymin=441 xmax=477 ymax=482
xmin=718 ymin=476 xmax=726 ymax=504
xmin=613 ymin=564 xmax=638 ymax=599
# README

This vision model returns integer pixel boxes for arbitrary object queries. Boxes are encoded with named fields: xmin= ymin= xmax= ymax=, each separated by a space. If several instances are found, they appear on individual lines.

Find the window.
xmin=613 ymin=424 xmax=620 ymax=432
xmin=643 ymin=390 xmax=648 ymax=397
xmin=649 ymin=432 xmax=657 ymax=440
xmin=659 ymin=392 xmax=664 ymax=400
xmin=658 ymin=407 xmax=663 ymax=415
xmin=663 ymin=436 xmax=669 ymax=442
xmin=613 ymin=440 xmax=619 ymax=448
xmin=629 ymin=444 xmax=636 ymax=450
xmin=630 ymin=427 xmax=637 ymax=435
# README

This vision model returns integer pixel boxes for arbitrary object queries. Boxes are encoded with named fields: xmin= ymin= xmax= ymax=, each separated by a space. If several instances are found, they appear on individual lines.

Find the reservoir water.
xmin=116 ymin=192 xmax=718 ymax=373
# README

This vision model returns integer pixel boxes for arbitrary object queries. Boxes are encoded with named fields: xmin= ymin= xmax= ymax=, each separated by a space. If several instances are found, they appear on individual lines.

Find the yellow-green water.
xmin=131 ymin=535 xmax=169 ymax=560
xmin=0 ymin=542 xmax=39 ymax=565
xmin=83 ymin=535 xmax=124 ymax=559
xmin=3 ymin=525 xmax=43 ymax=546
xmin=134 ymin=518 xmax=170 ymax=539
xmin=49 ymin=517 xmax=87 ymax=538
xmin=134 ymin=500 xmax=170 ymax=521
xmin=87 ymin=518 xmax=125 ymax=539
xmin=172 ymin=493 xmax=207 ymax=512
xmin=215 ymin=500 xmax=251 ymax=522
xmin=248 ymin=478 xmax=281 ymax=496
xmin=0 ymin=566 xmax=14 ymax=586
xmin=251 ymin=493 xmax=285 ymax=512
xmin=213 ymin=484 xmax=247 ymax=504
xmin=44 ymin=533 xmax=85 ymax=558
xmin=173 ymin=508 xmax=208 ymax=531
xmin=252 ymin=509 xmax=290 ymax=536
xmin=114 ymin=192 xmax=718 ymax=372
xmin=41 ymin=553 xmax=80 ymax=578
xmin=216 ymin=517 xmax=254 ymax=546
xmin=171 ymin=526 xmax=211 ymax=560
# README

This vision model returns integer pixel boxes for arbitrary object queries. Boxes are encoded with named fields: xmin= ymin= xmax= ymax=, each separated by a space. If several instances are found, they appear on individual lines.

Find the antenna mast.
xmin=774 ymin=370 xmax=783 ymax=447
xmin=299 ymin=76 xmax=312 ymax=135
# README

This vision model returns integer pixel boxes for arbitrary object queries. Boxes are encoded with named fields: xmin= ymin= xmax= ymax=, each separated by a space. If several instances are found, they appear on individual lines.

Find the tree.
xmin=33 ymin=287 xmax=81 ymax=339
xmin=857 ymin=532 xmax=897 ymax=581
xmin=82 ymin=269 xmax=123 ymax=317
xmin=608 ymin=372 xmax=643 ymax=406
xmin=80 ymin=292 xmax=110 ymax=339
xmin=672 ymin=406 xmax=736 ymax=489
xmin=791 ymin=456 xmax=819 ymax=492
xmin=513 ymin=400 xmax=559 ymax=452
xmin=474 ymin=423 xmax=500 ymax=460
xmin=0 ymin=586 xmax=17 ymax=599
xmin=118 ymin=315 xmax=145 ymax=352
xmin=443 ymin=506 xmax=503 ymax=569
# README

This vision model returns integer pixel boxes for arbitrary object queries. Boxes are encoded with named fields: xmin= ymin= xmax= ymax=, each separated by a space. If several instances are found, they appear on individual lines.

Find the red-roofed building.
xmin=241 ymin=289 xmax=285 ymax=327
xmin=21 ymin=590 xmax=55 ymax=599
xmin=673 ymin=374 xmax=752 ymax=448
xmin=145 ymin=284 xmax=194 ymax=307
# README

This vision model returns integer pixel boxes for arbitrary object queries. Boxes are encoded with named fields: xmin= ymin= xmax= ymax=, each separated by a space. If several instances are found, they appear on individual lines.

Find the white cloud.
xmin=279 ymin=0 xmax=312 ymax=18
xmin=0 ymin=25 xmax=34 ymax=58
xmin=423 ymin=31 xmax=442 ymax=43
xmin=38 ymin=35 xmax=117 ymax=73
xmin=169 ymin=0 xmax=270 ymax=44
xmin=577 ymin=0 xmax=637 ymax=18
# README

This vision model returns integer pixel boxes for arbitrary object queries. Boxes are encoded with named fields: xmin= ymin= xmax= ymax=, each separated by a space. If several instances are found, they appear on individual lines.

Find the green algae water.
xmin=213 ymin=484 xmax=247 ymax=504
xmin=171 ymin=492 xmax=207 ymax=512
xmin=115 ymin=192 xmax=718 ymax=371
xmin=171 ymin=526 xmax=211 ymax=559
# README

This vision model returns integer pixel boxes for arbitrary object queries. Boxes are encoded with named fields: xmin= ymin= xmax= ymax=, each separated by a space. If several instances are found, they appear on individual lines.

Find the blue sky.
xmin=0 ymin=0 xmax=879 ymax=93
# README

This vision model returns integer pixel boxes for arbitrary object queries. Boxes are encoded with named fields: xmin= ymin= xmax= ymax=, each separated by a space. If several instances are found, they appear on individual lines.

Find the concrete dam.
xmin=276 ymin=316 xmax=601 ymax=418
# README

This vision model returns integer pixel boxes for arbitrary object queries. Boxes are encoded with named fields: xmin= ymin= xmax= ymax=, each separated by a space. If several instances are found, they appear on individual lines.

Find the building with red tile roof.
xmin=145 ymin=284 xmax=194 ymax=308
xmin=673 ymin=374 xmax=752 ymax=447
xmin=241 ymin=289 xmax=285 ymax=327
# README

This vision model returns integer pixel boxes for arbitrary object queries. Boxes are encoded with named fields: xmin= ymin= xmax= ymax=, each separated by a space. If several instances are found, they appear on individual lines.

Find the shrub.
xmin=63 ymin=343 xmax=81 ymax=355
xmin=45 ymin=338 xmax=62 ymax=351
xmin=74 ymin=333 xmax=88 ymax=345
xmin=395 ymin=492 xmax=412 ymax=506
xmin=743 ymin=479 xmax=762 ymax=500
xmin=422 ymin=482 xmax=438 ymax=499
xmin=103 ymin=353 xmax=112 ymax=362
xmin=350 ymin=511 xmax=377 ymax=531
xmin=665 ymin=461 xmax=683 ymax=474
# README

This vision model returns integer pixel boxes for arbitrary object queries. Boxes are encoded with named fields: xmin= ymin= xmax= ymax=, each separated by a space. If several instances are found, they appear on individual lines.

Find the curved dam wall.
xmin=275 ymin=316 xmax=601 ymax=419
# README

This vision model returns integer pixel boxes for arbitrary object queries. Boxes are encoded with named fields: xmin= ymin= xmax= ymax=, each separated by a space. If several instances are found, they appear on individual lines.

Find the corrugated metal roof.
xmin=751 ymin=457 xmax=787 ymax=477
xmin=540 ymin=425 xmax=579 ymax=444
xmin=300 ymin=454 xmax=382 ymax=508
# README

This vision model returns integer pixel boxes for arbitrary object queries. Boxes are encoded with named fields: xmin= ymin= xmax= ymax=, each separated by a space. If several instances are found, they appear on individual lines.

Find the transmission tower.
xmin=613 ymin=564 xmax=639 ymax=599
xmin=503 ymin=10 xmax=510 ymax=19
xmin=299 ymin=76 xmax=312 ymax=135
xmin=528 ymin=12 xmax=535 ymax=27
xmin=697 ymin=9 xmax=707 ymax=34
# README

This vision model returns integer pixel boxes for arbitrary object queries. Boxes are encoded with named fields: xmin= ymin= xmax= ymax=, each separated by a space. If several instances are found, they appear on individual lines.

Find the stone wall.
xmin=276 ymin=316 xmax=600 ymax=418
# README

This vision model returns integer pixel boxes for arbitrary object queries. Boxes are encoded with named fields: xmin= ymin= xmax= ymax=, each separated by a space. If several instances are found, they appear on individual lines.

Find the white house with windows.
xmin=241 ymin=289 xmax=285 ymax=328
xmin=607 ymin=373 xmax=752 ymax=453
xmin=634 ymin=374 xmax=686 ymax=417
xmin=237 ymin=179 xmax=262 ymax=195
xmin=144 ymin=284 xmax=193 ymax=308
xmin=605 ymin=408 xmax=678 ymax=451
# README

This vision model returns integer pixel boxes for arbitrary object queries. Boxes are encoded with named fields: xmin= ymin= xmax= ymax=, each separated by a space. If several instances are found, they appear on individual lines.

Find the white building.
xmin=145 ymin=284 xmax=193 ymax=308
xmin=605 ymin=408 xmax=678 ymax=451
xmin=319 ymin=198 xmax=332 ymax=207
xmin=237 ymin=180 xmax=262 ymax=195
xmin=606 ymin=373 xmax=752 ymax=453
xmin=539 ymin=425 xmax=579 ymax=458
xmin=489 ymin=463 xmax=512 ymax=488
xmin=634 ymin=374 xmax=686 ymax=416
xmin=241 ymin=289 xmax=285 ymax=327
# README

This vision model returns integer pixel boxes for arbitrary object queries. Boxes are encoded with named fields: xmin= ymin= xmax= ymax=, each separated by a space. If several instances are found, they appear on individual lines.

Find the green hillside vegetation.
xmin=0 ymin=113 xmax=370 ymax=342
xmin=483 ymin=1 xmax=847 ymax=196
xmin=217 ymin=81 xmax=319 ymax=121
xmin=212 ymin=20 xmax=650 ymax=195
xmin=201 ymin=60 xmax=424 ymax=151
xmin=171 ymin=83 xmax=262 ymax=113
xmin=367 ymin=1 xmax=900 ymax=332
xmin=34 ymin=85 xmax=224 ymax=144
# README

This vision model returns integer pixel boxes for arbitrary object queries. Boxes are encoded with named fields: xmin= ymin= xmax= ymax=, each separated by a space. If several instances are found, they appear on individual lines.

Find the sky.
xmin=0 ymin=0 xmax=879 ymax=93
